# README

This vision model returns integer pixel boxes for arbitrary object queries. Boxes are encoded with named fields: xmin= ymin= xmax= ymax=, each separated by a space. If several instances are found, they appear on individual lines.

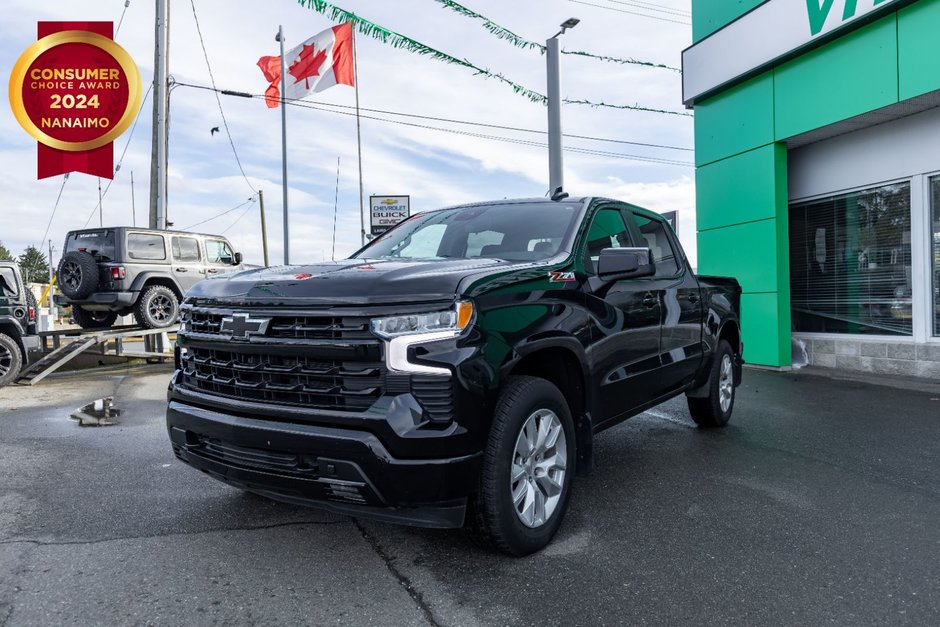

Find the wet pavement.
xmin=1 ymin=365 xmax=939 ymax=626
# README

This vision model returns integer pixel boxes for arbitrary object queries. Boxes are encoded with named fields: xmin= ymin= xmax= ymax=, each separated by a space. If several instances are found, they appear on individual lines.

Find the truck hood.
xmin=186 ymin=258 xmax=514 ymax=305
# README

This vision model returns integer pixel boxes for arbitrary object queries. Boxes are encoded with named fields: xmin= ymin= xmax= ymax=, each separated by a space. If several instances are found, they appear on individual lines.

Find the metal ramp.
xmin=16 ymin=326 xmax=174 ymax=386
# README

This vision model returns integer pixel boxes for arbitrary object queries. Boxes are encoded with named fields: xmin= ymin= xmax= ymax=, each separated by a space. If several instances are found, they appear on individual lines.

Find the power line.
xmin=265 ymin=96 xmax=693 ymax=166
xmin=221 ymin=202 xmax=256 ymax=234
xmin=182 ymin=196 xmax=256 ymax=231
xmin=173 ymin=81 xmax=692 ymax=152
xmin=81 ymin=83 xmax=154 ymax=228
xmin=189 ymin=0 xmax=257 ymax=194
xmin=38 ymin=174 xmax=69 ymax=251
xmin=567 ymin=0 xmax=692 ymax=25
xmin=600 ymin=0 xmax=691 ymax=18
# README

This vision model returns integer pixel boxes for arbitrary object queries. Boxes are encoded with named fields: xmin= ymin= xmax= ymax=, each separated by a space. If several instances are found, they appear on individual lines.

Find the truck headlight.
xmin=371 ymin=301 xmax=474 ymax=340
xmin=372 ymin=301 xmax=474 ymax=375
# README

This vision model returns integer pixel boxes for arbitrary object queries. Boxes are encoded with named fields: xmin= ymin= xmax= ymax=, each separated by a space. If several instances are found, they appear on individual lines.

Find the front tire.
xmin=469 ymin=376 xmax=576 ymax=556
xmin=134 ymin=285 xmax=179 ymax=329
xmin=72 ymin=306 xmax=117 ymax=330
xmin=0 ymin=333 xmax=23 ymax=387
xmin=687 ymin=339 xmax=736 ymax=428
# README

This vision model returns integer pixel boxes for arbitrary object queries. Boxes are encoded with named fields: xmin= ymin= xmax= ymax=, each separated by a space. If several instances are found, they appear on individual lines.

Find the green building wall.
xmin=691 ymin=0 xmax=940 ymax=367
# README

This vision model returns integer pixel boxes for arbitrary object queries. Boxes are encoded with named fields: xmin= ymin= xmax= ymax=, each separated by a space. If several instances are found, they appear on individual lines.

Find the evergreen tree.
xmin=0 ymin=241 xmax=13 ymax=261
xmin=18 ymin=246 xmax=50 ymax=284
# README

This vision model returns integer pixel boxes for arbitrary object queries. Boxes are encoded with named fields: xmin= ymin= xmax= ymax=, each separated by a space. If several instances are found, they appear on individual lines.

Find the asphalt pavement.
xmin=1 ymin=364 xmax=939 ymax=626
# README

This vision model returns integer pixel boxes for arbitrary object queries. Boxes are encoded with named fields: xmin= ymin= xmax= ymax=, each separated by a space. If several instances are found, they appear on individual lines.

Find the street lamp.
xmin=547 ymin=18 xmax=578 ymax=201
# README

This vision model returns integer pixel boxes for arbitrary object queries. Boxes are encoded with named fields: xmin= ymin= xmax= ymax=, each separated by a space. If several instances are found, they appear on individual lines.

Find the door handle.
xmin=175 ymin=268 xmax=188 ymax=272
xmin=207 ymin=269 xmax=219 ymax=274
xmin=642 ymin=291 xmax=656 ymax=308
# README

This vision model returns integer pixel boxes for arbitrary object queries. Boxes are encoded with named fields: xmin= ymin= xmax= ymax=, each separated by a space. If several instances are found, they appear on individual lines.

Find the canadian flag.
xmin=257 ymin=22 xmax=355 ymax=108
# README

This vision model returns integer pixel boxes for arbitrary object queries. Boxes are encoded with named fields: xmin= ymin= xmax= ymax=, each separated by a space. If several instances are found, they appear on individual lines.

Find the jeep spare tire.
xmin=58 ymin=251 xmax=98 ymax=300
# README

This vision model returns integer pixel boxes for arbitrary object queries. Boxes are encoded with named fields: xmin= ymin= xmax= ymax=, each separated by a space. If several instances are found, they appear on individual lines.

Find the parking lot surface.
xmin=1 ymin=365 xmax=939 ymax=626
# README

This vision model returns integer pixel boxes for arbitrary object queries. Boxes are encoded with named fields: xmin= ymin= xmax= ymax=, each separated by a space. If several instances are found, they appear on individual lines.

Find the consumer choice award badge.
xmin=9 ymin=22 xmax=142 ymax=179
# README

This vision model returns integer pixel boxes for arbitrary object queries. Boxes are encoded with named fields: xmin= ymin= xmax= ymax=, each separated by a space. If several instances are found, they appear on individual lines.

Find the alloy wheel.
xmin=149 ymin=294 xmax=173 ymax=323
xmin=510 ymin=408 xmax=567 ymax=528
xmin=61 ymin=261 xmax=81 ymax=291
xmin=0 ymin=343 xmax=12 ymax=377
xmin=719 ymin=354 xmax=734 ymax=413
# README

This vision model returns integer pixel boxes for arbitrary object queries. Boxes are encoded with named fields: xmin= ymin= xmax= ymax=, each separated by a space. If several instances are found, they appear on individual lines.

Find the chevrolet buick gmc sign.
xmin=682 ymin=0 xmax=908 ymax=106
xmin=370 ymin=196 xmax=410 ymax=235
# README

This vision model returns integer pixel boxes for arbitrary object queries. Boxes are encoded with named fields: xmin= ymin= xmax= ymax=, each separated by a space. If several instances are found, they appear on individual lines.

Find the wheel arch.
xmin=503 ymin=340 xmax=594 ymax=475
xmin=137 ymin=276 xmax=184 ymax=302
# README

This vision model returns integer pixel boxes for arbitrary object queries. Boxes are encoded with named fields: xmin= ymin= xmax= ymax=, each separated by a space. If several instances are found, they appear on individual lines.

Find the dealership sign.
xmin=682 ymin=0 xmax=908 ymax=105
xmin=9 ymin=21 xmax=142 ymax=179
xmin=370 ymin=196 xmax=410 ymax=235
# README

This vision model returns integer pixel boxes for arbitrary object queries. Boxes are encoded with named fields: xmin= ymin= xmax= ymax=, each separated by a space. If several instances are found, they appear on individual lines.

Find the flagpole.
xmin=353 ymin=28 xmax=366 ymax=246
xmin=276 ymin=25 xmax=290 ymax=265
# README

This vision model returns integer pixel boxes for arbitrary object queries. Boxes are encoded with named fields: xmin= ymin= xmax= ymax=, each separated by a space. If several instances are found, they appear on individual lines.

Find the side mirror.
xmin=597 ymin=247 xmax=655 ymax=281
xmin=233 ymin=252 xmax=243 ymax=265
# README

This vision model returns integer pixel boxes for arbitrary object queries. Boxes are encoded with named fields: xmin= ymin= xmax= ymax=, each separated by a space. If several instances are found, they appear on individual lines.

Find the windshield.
xmin=355 ymin=202 xmax=581 ymax=261
xmin=65 ymin=230 xmax=115 ymax=262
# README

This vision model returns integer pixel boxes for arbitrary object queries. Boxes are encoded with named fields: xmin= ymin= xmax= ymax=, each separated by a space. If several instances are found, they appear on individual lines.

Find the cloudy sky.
xmin=0 ymin=0 xmax=695 ymax=269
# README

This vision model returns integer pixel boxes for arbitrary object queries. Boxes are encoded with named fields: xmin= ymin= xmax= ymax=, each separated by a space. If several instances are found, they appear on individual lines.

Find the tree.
xmin=18 ymin=246 xmax=50 ymax=284
xmin=0 ymin=241 xmax=13 ymax=261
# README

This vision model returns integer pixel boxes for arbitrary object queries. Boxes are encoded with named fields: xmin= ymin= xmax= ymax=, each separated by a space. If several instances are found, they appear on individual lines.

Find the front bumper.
xmin=166 ymin=399 xmax=482 ymax=528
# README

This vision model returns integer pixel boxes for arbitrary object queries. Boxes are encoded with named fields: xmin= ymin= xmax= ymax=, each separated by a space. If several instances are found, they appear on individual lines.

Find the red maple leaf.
xmin=288 ymin=43 xmax=328 ymax=89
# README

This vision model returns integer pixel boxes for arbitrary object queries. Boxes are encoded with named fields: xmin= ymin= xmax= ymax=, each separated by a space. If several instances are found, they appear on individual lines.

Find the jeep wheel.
xmin=469 ymin=376 xmax=575 ymax=556
xmin=134 ymin=285 xmax=179 ymax=329
xmin=0 ymin=333 xmax=23 ymax=387
xmin=72 ymin=306 xmax=117 ymax=330
xmin=57 ymin=251 xmax=99 ymax=300
xmin=687 ymin=339 xmax=736 ymax=428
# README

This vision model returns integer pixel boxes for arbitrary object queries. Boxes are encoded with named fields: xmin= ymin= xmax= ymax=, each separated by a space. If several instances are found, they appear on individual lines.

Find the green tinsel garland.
xmin=296 ymin=0 xmax=691 ymax=116
xmin=432 ymin=0 xmax=681 ymax=72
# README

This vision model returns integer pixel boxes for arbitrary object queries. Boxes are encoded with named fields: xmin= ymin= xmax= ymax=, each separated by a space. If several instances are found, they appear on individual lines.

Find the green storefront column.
xmin=696 ymin=143 xmax=791 ymax=367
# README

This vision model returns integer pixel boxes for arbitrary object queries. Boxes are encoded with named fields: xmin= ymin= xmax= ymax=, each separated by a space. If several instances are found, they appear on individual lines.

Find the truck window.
xmin=172 ymin=237 xmax=201 ymax=262
xmin=127 ymin=233 xmax=167 ymax=260
xmin=584 ymin=208 xmax=633 ymax=272
xmin=359 ymin=203 xmax=580 ymax=262
xmin=0 ymin=268 xmax=18 ymax=296
xmin=632 ymin=214 xmax=679 ymax=277
xmin=206 ymin=239 xmax=234 ymax=265
xmin=65 ymin=230 xmax=115 ymax=261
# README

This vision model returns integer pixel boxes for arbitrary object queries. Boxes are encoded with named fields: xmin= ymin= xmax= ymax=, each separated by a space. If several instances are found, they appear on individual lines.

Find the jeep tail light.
xmin=111 ymin=266 xmax=126 ymax=280
xmin=28 ymin=306 xmax=36 ymax=322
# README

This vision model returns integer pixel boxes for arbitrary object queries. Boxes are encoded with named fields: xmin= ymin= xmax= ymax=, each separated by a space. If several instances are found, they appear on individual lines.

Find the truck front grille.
xmin=187 ymin=308 xmax=372 ymax=341
xmin=179 ymin=346 xmax=384 ymax=411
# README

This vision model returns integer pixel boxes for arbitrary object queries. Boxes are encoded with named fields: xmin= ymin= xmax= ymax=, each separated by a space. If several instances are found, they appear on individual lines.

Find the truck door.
xmin=583 ymin=206 xmax=663 ymax=423
xmin=628 ymin=212 xmax=704 ymax=393
xmin=171 ymin=236 xmax=205 ymax=293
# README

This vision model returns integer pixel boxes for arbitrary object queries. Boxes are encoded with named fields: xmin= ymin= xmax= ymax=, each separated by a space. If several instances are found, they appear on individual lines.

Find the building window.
xmin=932 ymin=176 xmax=940 ymax=336
xmin=789 ymin=182 xmax=912 ymax=336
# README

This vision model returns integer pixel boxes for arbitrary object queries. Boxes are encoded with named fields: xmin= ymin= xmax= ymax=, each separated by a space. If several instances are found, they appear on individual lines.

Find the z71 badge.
xmin=548 ymin=271 xmax=576 ymax=283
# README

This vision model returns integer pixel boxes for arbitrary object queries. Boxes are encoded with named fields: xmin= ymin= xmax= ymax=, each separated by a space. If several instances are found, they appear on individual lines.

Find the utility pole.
xmin=47 ymin=239 xmax=55 ymax=311
xmin=276 ymin=26 xmax=289 ymax=265
xmin=546 ymin=18 xmax=579 ymax=199
xmin=258 ymin=189 xmax=270 ymax=267
xmin=97 ymin=178 xmax=103 ymax=226
xmin=150 ymin=0 xmax=169 ymax=229
xmin=130 ymin=170 xmax=136 ymax=226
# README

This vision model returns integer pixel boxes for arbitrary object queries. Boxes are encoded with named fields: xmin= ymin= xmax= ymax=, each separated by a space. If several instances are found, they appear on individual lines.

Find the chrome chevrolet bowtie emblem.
xmin=219 ymin=313 xmax=270 ymax=340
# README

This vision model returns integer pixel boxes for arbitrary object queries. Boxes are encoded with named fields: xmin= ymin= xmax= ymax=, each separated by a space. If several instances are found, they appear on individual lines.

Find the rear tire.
xmin=687 ymin=340 xmax=736 ymax=428
xmin=0 ymin=333 xmax=23 ymax=387
xmin=72 ymin=306 xmax=117 ymax=330
xmin=57 ymin=251 xmax=98 ymax=300
xmin=468 ymin=376 xmax=576 ymax=556
xmin=134 ymin=285 xmax=179 ymax=329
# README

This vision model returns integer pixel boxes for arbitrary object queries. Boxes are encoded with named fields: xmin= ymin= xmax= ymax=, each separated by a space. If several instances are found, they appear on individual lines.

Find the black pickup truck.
xmin=167 ymin=198 xmax=743 ymax=555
